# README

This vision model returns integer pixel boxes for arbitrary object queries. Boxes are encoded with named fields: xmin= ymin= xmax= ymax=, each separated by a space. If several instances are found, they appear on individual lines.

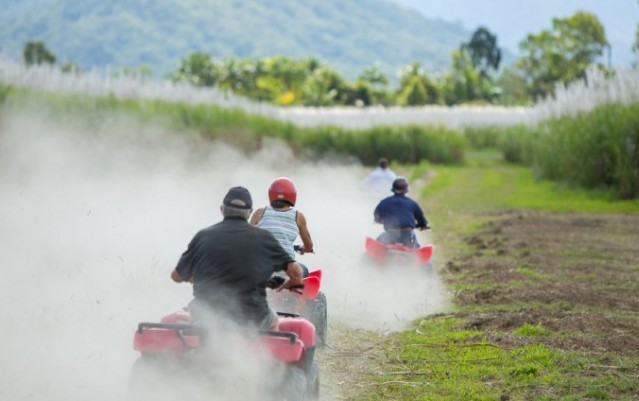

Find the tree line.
xmin=23 ymin=11 xmax=635 ymax=107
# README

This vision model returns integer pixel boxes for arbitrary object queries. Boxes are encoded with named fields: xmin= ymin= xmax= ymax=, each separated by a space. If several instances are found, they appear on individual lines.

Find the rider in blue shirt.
xmin=373 ymin=177 xmax=429 ymax=248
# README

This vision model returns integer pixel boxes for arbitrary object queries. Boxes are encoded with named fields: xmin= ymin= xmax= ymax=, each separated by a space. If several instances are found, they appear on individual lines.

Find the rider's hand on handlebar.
xmin=293 ymin=245 xmax=314 ymax=255
xmin=281 ymin=277 xmax=305 ymax=294
xmin=266 ymin=275 xmax=285 ymax=289
xmin=266 ymin=275 xmax=305 ymax=294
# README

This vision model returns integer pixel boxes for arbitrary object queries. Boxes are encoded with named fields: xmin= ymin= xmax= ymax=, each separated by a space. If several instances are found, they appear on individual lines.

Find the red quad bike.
xmin=363 ymin=236 xmax=434 ymax=272
xmin=129 ymin=280 xmax=321 ymax=401
xmin=268 ymin=246 xmax=327 ymax=348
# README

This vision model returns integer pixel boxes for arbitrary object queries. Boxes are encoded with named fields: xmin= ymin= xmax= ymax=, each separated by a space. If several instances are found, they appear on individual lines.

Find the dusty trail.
xmin=0 ymin=111 xmax=450 ymax=400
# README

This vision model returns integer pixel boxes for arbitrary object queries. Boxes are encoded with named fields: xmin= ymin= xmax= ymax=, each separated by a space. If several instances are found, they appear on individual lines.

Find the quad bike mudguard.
xmin=268 ymin=269 xmax=328 ymax=348
xmin=365 ymin=236 xmax=433 ymax=266
xmin=133 ymin=311 xmax=314 ymax=363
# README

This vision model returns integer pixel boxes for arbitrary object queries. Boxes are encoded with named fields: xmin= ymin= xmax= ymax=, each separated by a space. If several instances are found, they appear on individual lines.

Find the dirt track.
xmin=320 ymin=210 xmax=639 ymax=399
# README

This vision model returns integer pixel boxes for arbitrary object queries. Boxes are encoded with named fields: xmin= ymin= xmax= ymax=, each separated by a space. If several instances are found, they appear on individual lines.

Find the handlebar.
xmin=293 ymin=245 xmax=314 ymax=254
xmin=265 ymin=275 xmax=305 ymax=294
xmin=266 ymin=275 xmax=285 ymax=289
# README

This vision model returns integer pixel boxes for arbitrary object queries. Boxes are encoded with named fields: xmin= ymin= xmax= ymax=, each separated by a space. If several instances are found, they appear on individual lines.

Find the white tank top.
xmin=256 ymin=206 xmax=299 ymax=259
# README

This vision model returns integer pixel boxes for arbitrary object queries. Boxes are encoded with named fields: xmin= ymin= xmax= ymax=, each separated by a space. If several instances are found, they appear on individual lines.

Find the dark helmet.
xmin=392 ymin=177 xmax=409 ymax=194
xmin=268 ymin=177 xmax=297 ymax=206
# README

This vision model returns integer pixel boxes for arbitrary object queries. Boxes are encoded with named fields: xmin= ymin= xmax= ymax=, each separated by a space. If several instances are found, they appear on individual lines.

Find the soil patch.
xmin=446 ymin=210 xmax=639 ymax=356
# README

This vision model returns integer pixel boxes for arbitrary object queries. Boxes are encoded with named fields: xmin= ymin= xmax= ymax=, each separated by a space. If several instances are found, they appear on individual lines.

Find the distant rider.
xmin=362 ymin=157 xmax=397 ymax=198
xmin=373 ymin=177 xmax=429 ymax=248
xmin=171 ymin=186 xmax=304 ymax=331
xmin=250 ymin=177 xmax=314 ymax=277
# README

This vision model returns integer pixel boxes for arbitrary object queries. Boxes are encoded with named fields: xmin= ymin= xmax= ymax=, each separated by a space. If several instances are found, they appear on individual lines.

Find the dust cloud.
xmin=0 ymin=107 xmax=449 ymax=400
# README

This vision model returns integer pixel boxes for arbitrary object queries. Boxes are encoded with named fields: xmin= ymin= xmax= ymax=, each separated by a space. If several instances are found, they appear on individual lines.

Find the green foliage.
xmin=300 ymin=65 xmax=350 ymax=106
xmin=170 ymin=53 xmax=221 ymax=87
xmin=0 ymin=82 xmax=12 ymax=106
xmin=462 ymin=27 xmax=502 ymax=79
xmin=23 ymin=40 xmax=56 ymax=66
xmin=442 ymin=49 xmax=492 ymax=105
xmin=532 ymin=103 xmax=639 ymax=199
xmin=0 ymin=86 xmax=466 ymax=166
xmin=463 ymin=102 xmax=639 ymax=199
xmin=462 ymin=126 xmax=504 ymax=149
xmin=500 ymin=125 xmax=537 ymax=164
xmin=299 ymin=124 xmax=465 ymax=165
xmin=397 ymin=62 xmax=442 ymax=105
xmin=462 ymin=125 xmax=536 ymax=165
xmin=495 ymin=65 xmax=531 ymax=105
xmin=357 ymin=63 xmax=390 ymax=89
xmin=517 ymin=11 xmax=609 ymax=99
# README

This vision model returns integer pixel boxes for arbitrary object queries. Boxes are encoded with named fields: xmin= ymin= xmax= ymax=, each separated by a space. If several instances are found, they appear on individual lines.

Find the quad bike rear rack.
xmin=136 ymin=322 xmax=299 ymax=346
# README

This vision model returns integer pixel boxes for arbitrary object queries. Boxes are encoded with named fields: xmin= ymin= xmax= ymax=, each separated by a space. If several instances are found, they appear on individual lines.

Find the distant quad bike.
xmin=129 ymin=282 xmax=321 ymax=401
xmin=268 ymin=249 xmax=327 ymax=348
xmin=363 ymin=236 xmax=434 ymax=273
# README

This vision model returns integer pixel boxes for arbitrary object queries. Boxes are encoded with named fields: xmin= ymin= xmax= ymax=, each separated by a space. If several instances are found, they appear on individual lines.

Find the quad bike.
xmin=363 ymin=235 xmax=434 ymax=272
xmin=129 ymin=280 xmax=321 ymax=401
xmin=268 ymin=246 xmax=327 ymax=348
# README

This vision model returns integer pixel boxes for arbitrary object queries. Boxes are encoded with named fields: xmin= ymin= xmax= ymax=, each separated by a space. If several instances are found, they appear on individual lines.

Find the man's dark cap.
xmin=222 ymin=186 xmax=253 ymax=209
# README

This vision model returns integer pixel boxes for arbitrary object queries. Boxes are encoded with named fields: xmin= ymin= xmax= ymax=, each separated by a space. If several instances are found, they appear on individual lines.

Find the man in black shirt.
xmin=171 ymin=186 xmax=304 ymax=330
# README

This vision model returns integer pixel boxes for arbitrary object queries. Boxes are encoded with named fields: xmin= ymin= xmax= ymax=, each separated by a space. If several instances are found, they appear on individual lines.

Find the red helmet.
xmin=268 ymin=177 xmax=297 ymax=206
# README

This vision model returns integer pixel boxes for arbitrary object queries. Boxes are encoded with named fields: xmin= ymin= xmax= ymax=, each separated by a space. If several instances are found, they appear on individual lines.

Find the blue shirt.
xmin=374 ymin=193 xmax=428 ymax=230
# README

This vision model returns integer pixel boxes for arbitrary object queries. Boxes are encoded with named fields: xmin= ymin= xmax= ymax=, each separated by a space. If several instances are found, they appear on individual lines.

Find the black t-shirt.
xmin=175 ymin=217 xmax=293 ymax=325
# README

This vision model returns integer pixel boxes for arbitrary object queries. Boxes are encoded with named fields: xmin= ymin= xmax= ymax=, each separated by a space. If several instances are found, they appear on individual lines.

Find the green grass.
xmin=513 ymin=323 xmax=551 ymax=337
xmin=422 ymin=153 xmax=639 ymax=216
xmin=358 ymin=317 xmax=560 ymax=401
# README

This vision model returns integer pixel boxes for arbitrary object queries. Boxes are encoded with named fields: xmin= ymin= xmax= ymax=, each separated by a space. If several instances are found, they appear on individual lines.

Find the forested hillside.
xmin=0 ymin=0 xmax=469 ymax=78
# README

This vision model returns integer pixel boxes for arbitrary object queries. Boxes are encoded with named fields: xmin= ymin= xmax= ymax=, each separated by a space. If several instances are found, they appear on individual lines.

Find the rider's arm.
xmin=413 ymin=202 xmax=428 ymax=229
xmin=171 ymin=269 xmax=185 ymax=283
xmin=172 ymin=234 xmax=198 ymax=283
xmin=249 ymin=207 xmax=266 ymax=225
xmin=296 ymin=211 xmax=314 ymax=253
xmin=373 ymin=202 xmax=384 ymax=224
xmin=282 ymin=261 xmax=304 ymax=289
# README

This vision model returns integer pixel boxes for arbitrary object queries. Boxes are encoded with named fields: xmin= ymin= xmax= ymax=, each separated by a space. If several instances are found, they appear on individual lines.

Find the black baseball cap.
xmin=222 ymin=186 xmax=253 ymax=209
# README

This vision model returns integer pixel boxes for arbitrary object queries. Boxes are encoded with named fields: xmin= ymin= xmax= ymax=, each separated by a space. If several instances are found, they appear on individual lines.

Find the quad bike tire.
xmin=303 ymin=292 xmax=327 ymax=348
xmin=281 ymin=365 xmax=308 ymax=401
xmin=359 ymin=253 xmax=378 ymax=268
xmin=127 ymin=355 xmax=178 ymax=400
xmin=306 ymin=361 xmax=320 ymax=400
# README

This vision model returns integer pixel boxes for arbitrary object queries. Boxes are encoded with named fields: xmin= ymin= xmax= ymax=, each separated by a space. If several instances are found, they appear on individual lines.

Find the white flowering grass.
xmin=2 ymin=56 xmax=638 ymax=128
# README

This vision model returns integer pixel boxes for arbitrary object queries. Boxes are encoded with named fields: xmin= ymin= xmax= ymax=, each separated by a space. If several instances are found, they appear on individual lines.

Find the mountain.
xmin=389 ymin=0 xmax=638 ymax=67
xmin=0 ymin=0 xmax=473 ymax=79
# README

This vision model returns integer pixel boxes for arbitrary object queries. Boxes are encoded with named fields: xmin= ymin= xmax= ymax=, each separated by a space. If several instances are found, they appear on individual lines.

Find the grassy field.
xmin=329 ymin=151 xmax=639 ymax=401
